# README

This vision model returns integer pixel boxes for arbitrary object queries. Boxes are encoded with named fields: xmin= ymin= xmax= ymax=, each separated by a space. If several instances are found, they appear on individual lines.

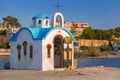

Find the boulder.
xmin=4 ymin=62 xmax=10 ymax=70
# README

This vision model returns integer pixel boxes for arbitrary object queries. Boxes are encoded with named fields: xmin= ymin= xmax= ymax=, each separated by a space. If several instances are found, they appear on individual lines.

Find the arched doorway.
xmin=54 ymin=35 xmax=63 ymax=68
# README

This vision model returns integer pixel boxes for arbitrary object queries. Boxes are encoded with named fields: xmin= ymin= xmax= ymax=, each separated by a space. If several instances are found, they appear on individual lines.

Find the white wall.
xmin=33 ymin=19 xmax=50 ymax=28
xmin=32 ymin=40 xmax=42 ymax=70
xmin=42 ymin=28 xmax=74 ymax=71
xmin=10 ymin=28 xmax=75 ymax=71
xmin=10 ymin=30 xmax=42 ymax=70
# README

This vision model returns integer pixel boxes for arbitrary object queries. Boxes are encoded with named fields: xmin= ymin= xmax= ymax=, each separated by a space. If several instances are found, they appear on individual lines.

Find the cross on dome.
xmin=54 ymin=3 xmax=61 ymax=12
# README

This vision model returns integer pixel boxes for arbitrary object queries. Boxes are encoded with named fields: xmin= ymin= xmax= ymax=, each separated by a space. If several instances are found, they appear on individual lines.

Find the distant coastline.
xmin=1 ymin=54 xmax=120 ymax=59
xmin=0 ymin=55 xmax=10 ymax=58
xmin=0 ymin=48 xmax=120 ymax=59
xmin=79 ymin=54 xmax=120 ymax=59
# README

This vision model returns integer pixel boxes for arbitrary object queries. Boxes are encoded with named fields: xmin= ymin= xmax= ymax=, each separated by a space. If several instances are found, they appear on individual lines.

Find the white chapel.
xmin=10 ymin=12 xmax=76 ymax=71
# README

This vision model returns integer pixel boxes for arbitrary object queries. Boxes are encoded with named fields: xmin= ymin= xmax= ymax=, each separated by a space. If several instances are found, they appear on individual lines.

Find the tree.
xmin=3 ymin=16 xmax=21 ymax=28
xmin=80 ymin=28 xmax=114 ymax=40
xmin=81 ymin=27 xmax=96 ymax=39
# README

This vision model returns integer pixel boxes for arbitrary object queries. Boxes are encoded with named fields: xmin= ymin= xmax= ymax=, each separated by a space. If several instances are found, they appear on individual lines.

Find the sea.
xmin=0 ymin=58 xmax=120 ymax=70
xmin=77 ymin=58 xmax=120 ymax=68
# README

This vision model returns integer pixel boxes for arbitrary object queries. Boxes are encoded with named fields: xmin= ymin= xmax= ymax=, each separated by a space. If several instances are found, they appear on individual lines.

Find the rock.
xmin=98 ymin=65 xmax=104 ymax=68
xmin=70 ymin=66 xmax=76 ymax=70
xmin=4 ymin=62 xmax=10 ymax=70
xmin=65 ymin=65 xmax=76 ymax=70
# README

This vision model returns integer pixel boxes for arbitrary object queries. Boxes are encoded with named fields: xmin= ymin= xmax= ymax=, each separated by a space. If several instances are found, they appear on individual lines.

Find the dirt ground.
xmin=0 ymin=66 xmax=120 ymax=80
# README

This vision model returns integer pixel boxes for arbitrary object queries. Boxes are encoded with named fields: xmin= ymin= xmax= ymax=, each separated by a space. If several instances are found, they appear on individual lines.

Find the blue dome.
xmin=10 ymin=27 xmax=76 ymax=41
xmin=32 ymin=13 xmax=50 ymax=20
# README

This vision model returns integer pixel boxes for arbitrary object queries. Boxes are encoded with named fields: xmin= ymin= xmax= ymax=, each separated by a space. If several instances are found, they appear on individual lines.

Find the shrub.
xmin=0 ymin=36 xmax=9 ymax=48
xmin=0 ymin=30 xmax=6 ymax=36
xmin=78 ymin=46 xmax=103 ymax=57
xmin=105 ymin=46 xmax=113 ymax=51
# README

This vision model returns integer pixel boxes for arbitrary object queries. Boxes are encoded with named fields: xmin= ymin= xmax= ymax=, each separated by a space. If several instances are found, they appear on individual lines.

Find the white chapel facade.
xmin=10 ymin=12 xmax=76 ymax=71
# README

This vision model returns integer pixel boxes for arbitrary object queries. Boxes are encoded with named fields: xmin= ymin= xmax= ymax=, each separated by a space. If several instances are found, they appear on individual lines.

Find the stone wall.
xmin=78 ymin=39 xmax=109 ymax=47
xmin=0 ymin=49 xmax=10 ymax=56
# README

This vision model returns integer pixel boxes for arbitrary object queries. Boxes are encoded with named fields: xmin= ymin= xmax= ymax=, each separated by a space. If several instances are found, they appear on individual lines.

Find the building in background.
xmin=64 ymin=22 xmax=89 ymax=36
xmin=6 ymin=27 xmax=20 ymax=40
xmin=64 ymin=22 xmax=89 ymax=30
xmin=113 ymin=42 xmax=120 ymax=52
xmin=72 ymin=23 xmax=89 ymax=29
xmin=0 ymin=22 xmax=20 ymax=40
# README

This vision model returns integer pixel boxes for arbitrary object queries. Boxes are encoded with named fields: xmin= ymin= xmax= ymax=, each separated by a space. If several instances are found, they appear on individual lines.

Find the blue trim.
xmin=32 ymin=13 xmax=50 ymax=20
xmin=43 ymin=27 xmax=76 ymax=41
xmin=10 ymin=27 xmax=76 ymax=41
xmin=10 ymin=27 xmax=34 ymax=41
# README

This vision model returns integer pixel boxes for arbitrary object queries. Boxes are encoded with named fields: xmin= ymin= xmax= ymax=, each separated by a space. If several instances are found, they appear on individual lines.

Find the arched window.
xmin=23 ymin=41 xmax=27 ymax=56
xmin=64 ymin=50 xmax=67 ymax=60
xmin=46 ymin=44 xmax=52 ymax=58
xmin=17 ymin=45 xmax=21 ymax=61
xmin=69 ymin=50 xmax=72 ymax=60
xmin=38 ymin=20 xmax=41 ymax=24
xmin=30 ymin=45 xmax=33 ymax=58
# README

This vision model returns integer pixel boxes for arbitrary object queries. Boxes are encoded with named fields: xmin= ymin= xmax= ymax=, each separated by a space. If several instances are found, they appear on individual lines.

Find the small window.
xmin=47 ymin=47 xmax=51 ymax=58
xmin=46 ymin=20 xmax=48 ymax=25
xmin=118 ymin=47 xmax=120 ymax=51
xmin=46 ymin=44 xmax=52 ymax=58
xmin=38 ymin=20 xmax=41 ymax=24
xmin=69 ymin=50 xmax=72 ymax=60
xmin=64 ymin=50 xmax=67 ymax=60
xmin=17 ymin=45 xmax=21 ymax=61
xmin=23 ymin=41 xmax=27 ymax=56
xmin=30 ymin=46 xmax=33 ymax=58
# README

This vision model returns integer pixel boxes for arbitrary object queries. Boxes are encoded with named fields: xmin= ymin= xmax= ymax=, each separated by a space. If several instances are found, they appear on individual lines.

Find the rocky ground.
xmin=0 ymin=66 xmax=120 ymax=80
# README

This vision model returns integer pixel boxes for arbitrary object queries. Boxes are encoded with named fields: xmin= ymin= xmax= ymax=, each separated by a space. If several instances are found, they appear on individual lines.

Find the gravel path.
xmin=0 ymin=67 xmax=120 ymax=80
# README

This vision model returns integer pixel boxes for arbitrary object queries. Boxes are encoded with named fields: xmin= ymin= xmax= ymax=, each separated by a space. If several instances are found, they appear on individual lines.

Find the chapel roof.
xmin=32 ymin=13 xmax=50 ymax=20
xmin=10 ymin=27 xmax=76 ymax=41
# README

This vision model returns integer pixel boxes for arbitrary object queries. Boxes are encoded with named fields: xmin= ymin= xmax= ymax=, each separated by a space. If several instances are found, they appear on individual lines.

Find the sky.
xmin=0 ymin=0 xmax=120 ymax=29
